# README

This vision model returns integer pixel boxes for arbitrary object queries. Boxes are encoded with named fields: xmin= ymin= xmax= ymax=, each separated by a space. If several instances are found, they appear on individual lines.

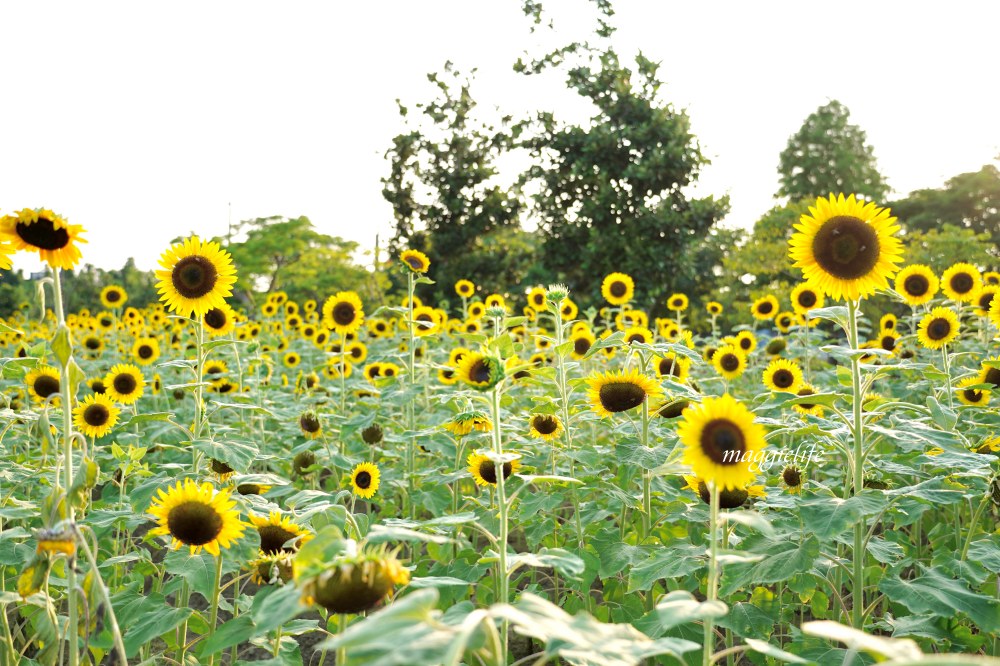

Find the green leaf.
xmin=744 ymin=638 xmax=810 ymax=663
xmin=197 ymin=615 xmax=255 ymax=657
xmin=628 ymin=544 xmax=704 ymax=592
xmin=122 ymin=605 xmax=192 ymax=657
xmin=502 ymin=547 xmax=585 ymax=580
xmin=251 ymin=584 xmax=306 ymax=636
xmin=721 ymin=536 xmax=819 ymax=596
xmin=407 ymin=576 xmax=474 ymax=589
xmin=635 ymin=590 xmax=727 ymax=637
xmin=191 ymin=438 xmax=259 ymax=473
xmin=879 ymin=567 xmax=1000 ymax=633
xmin=51 ymin=325 xmax=72 ymax=367
xmin=718 ymin=603 xmax=775 ymax=640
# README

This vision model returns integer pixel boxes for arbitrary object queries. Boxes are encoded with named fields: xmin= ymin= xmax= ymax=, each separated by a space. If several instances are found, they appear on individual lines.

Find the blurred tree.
xmin=901 ymin=224 xmax=994 ymax=272
xmin=725 ymin=201 xmax=812 ymax=292
xmin=777 ymin=100 xmax=888 ymax=202
xmin=382 ymin=62 xmax=527 ymax=307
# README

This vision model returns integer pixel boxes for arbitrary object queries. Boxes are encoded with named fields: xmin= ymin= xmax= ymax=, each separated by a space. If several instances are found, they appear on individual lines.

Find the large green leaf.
xmin=721 ymin=535 xmax=819 ymax=596
xmin=879 ymin=567 xmax=1000 ymax=633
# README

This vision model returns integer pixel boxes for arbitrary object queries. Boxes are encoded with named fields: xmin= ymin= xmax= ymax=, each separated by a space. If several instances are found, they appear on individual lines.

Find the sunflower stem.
xmin=941 ymin=345 xmax=954 ymax=409
xmin=489 ymin=384 xmax=510 ymax=660
xmin=703 ymin=482 xmax=720 ymax=666
xmin=207 ymin=552 xmax=224 ymax=665
xmin=640 ymin=398 xmax=654 ymax=612
xmin=406 ymin=271 xmax=417 ymax=519
xmin=551 ymin=300 xmax=583 ymax=552
xmin=847 ymin=299 xmax=866 ymax=629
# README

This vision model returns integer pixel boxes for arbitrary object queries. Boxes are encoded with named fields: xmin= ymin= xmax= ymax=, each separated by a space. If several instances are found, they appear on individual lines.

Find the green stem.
xmin=406 ymin=271 xmax=417 ymax=518
xmin=207 ymin=553 xmax=224 ymax=665
xmin=77 ymin=532 xmax=127 ymax=665
xmin=847 ymin=300 xmax=866 ymax=629
xmin=960 ymin=492 xmax=991 ymax=561
xmin=703 ymin=483 xmax=720 ymax=666
xmin=490 ymin=385 xmax=509 ymax=660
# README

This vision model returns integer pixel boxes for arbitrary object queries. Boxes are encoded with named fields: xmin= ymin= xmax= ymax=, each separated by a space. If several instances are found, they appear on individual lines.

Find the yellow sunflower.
xmin=585 ymin=368 xmax=663 ymax=418
xmin=350 ymin=462 xmax=381 ymax=499
xmin=875 ymin=331 xmax=899 ymax=357
xmin=299 ymin=411 xmax=322 ymax=438
xmin=411 ymin=306 xmax=442 ymax=336
xmin=131 ymin=337 xmax=160 ymax=366
xmin=322 ymin=291 xmax=365 ymax=336
xmin=559 ymin=298 xmax=578 ymax=321
xmin=528 ymin=413 xmax=563 ymax=441
xmin=734 ymin=330 xmax=757 ymax=354
xmin=991 ymin=297 xmax=1000 ymax=330
xmin=623 ymin=326 xmax=653 ymax=346
xmin=666 ymin=293 xmax=689 ymax=312
xmin=455 ymin=352 xmax=504 ymax=391
xmin=484 ymin=293 xmax=506 ymax=310
xmin=72 ymin=393 xmax=120 ymax=438
xmin=789 ymin=193 xmax=903 ymax=301
xmin=941 ymin=262 xmax=982 ymax=303
xmin=249 ymin=511 xmax=311 ymax=555
xmin=678 ymin=393 xmax=767 ymax=491
xmin=751 ymin=295 xmax=779 ymax=320
xmin=147 ymin=479 xmax=246 ymax=556
xmin=706 ymin=301 xmax=723 ymax=316
xmin=654 ymin=352 xmax=691 ymax=383
xmin=682 ymin=476 xmax=765 ymax=509
xmin=917 ymin=307 xmax=960 ymax=350
xmin=955 ymin=377 xmax=990 ymax=407
xmin=203 ymin=303 xmax=238 ymax=337
xmin=781 ymin=466 xmax=804 ymax=494
xmin=104 ymin=364 xmax=145 ymax=405
xmin=879 ymin=313 xmax=898 ymax=332
xmin=790 ymin=283 xmax=825 ymax=315
xmin=399 ymin=249 xmax=431 ymax=273
xmin=0 ymin=208 xmax=87 ymax=269
xmin=712 ymin=345 xmax=747 ymax=380
xmin=601 ymin=273 xmax=634 ymax=306
xmin=467 ymin=452 xmax=522 ymax=487
xmin=155 ymin=236 xmax=238 ymax=318
xmin=249 ymin=552 xmax=295 ymax=585
xmin=570 ymin=328 xmax=596 ymax=360
xmin=25 ymin=366 xmax=61 ymax=404
xmin=762 ymin=358 xmax=804 ymax=393
xmin=455 ymin=279 xmax=475 ymax=298
xmin=973 ymin=286 xmax=998 ymax=317
xmin=443 ymin=411 xmax=492 ymax=436
xmin=792 ymin=385 xmax=824 ymax=417
xmin=100 ymin=285 xmax=128 ymax=309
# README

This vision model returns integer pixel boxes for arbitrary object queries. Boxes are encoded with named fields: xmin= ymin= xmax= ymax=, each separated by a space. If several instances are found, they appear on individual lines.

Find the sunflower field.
xmin=1 ymin=198 xmax=1000 ymax=666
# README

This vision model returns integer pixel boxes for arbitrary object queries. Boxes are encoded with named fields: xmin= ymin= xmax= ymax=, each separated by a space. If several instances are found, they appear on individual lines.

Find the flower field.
xmin=1 ymin=199 xmax=1000 ymax=666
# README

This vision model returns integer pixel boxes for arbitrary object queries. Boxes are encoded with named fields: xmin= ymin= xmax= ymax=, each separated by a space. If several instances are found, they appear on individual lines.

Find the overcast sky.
xmin=3 ymin=1 xmax=998 ymax=275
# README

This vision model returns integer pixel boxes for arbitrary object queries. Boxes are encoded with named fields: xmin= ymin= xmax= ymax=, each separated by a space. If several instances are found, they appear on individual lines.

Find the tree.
xmin=382 ymin=63 xmax=527 ymax=306
xmin=900 ymin=224 xmax=994 ymax=271
xmin=515 ymin=6 xmax=728 ymax=311
xmin=777 ymin=100 xmax=888 ymax=203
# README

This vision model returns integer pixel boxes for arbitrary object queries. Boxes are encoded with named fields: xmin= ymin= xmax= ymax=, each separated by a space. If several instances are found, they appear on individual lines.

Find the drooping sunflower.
xmin=249 ymin=511 xmax=311 ymax=555
xmin=678 ymin=393 xmax=766 ymax=491
xmin=955 ymin=377 xmax=990 ymax=407
xmin=712 ymin=345 xmax=747 ymax=380
xmin=203 ymin=303 xmax=237 ymax=337
xmin=941 ymin=262 xmax=982 ymax=303
xmin=654 ymin=352 xmax=690 ymax=383
xmin=666 ymin=293 xmax=689 ymax=312
xmin=762 ymin=358 xmax=804 ymax=393
xmin=917 ymin=307 xmax=960 ymax=350
xmin=706 ymin=301 xmax=723 ymax=316
xmin=585 ymin=368 xmax=662 ymax=418
xmin=350 ymin=462 xmax=381 ymax=499
xmin=455 ymin=352 xmax=504 ymax=391
xmin=250 ymin=552 xmax=295 ymax=585
xmin=131 ymin=337 xmax=160 ymax=366
xmin=104 ymin=364 xmax=145 ymax=405
xmin=299 ymin=411 xmax=322 ymax=439
xmin=528 ymin=413 xmax=563 ymax=441
xmin=100 ymin=285 xmax=128 ymax=309
xmin=790 ymin=283 xmax=825 ymax=315
xmin=443 ymin=411 xmax=492 ymax=436
xmin=72 ymin=393 xmax=120 ymax=438
xmin=25 ymin=366 xmax=61 ymax=404
xmin=467 ymin=452 xmax=521 ymax=487
xmin=297 ymin=545 xmax=409 ymax=614
xmin=751 ymin=295 xmax=779 ymax=320
xmin=788 ymin=193 xmax=903 ymax=301
xmin=0 ymin=208 xmax=87 ymax=269
xmin=781 ymin=466 xmax=804 ymax=494
xmin=601 ymin=273 xmax=634 ymax=306
xmin=147 ymin=479 xmax=246 ymax=556
xmin=792 ymin=385 xmax=824 ymax=417
xmin=155 ymin=236 xmax=237 ymax=317
xmin=399 ymin=249 xmax=430 ymax=273
xmin=322 ymin=291 xmax=365 ymax=336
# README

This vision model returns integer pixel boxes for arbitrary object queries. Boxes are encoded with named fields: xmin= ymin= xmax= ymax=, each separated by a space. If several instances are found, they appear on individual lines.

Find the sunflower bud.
xmin=361 ymin=423 xmax=383 ymax=445
xmin=765 ymin=337 xmax=787 ymax=355
xmin=293 ymin=450 xmax=317 ymax=476
xmin=545 ymin=284 xmax=569 ymax=304
xmin=300 ymin=548 xmax=410 ymax=614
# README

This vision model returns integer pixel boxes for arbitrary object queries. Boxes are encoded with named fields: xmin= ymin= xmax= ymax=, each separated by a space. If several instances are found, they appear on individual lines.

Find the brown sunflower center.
xmin=85 ymin=337 xmax=101 ymax=350
xmin=949 ymin=272 xmax=974 ymax=294
xmin=167 ymin=501 xmax=224 ymax=546
xmin=113 ymin=373 xmax=137 ymax=395
xmin=403 ymin=255 xmax=424 ymax=270
xmin=658 ymin=358 xmax=682 ymax=377
xmin=531 ymin=415 xmax=559 ymax=435
xmin=738 ymin=338 xmax=752 ymax=351
xmin=772 ymin=369 xmax=795 ymax=389
xmin=927 ymin=318 xmax=951 ymax=341
xmin=671 ymin=298 xmax=684 ymax=308
xmin=797 ymin=290 xmax=817 ymax=308
xmin=783 ymin=467 xmax=802 ymax=487
xmin=699 ymin=419 xmax=746 ymax=465
xmin=204 ymin=308 xmax=226 ymax=329
xmin=91 ymin=380 xmax=106 ymax=394
xmin=963 ymin=388 xmax=983 ymax=403
xmin=468 ymin=359 xmax=491 ymax=384
xmin=627 ymin=332 xmax=646 ymax=344
xmin=696 ymin=481 xmax=749 ymax=509
xmin=531 ymin=295 xmax=545 ymax=307
xmin=332 ymin=302 xmax=356 ymax=326
xmin=979 ymin=292 xmax=995 ymax=310
xmin=902 ymin=273 xmax=928 ymax=296
xmin=598 ymin=381 xmax=647 ymax=413
xmin=720 ymin=353 xmax=741 ymax=372
xmin=34 ymin=375 xmax=60 ymax=398
xmin=656 ymin=399 xmax=688 ymax=418
xmin=477 ymin=460 xmax=513 ymax=485
xmin=138 ymin=344 xmax=154 ymax=359
xmin=983 ymin=368 xmax=1000 ymax=388
xmin=880 ymin=335 xmax=897 ymax=351
xmin=171 ymin=255 xmax=219 ymax=299
xmin=299 ymin=414 xmax=320 ymax=433
xmin=574 ymin=337 xmax=592 ymax=356
xmin=355 ymin=471 xmax=372 ymax=489
xmin=258 ymin=524 xmax=300 ymax=554
xmin=610 ymin=281 xmax=627 ymax=297
xmin=83 ymin=403 xmax=110 ymax=427
xmin=796 ymin=388 xmax=816 ymax=410
xmin=756 ymin=301 xmax=774 ymax=314
xmin=16 ymin=216 xmax=70 ymax=250
xmin=100 ymin=317 xmax=113 ymax=327
xmin=811 ymin=215 xmax=880 ymax=280
xmin=105 ymin=289 xmax=122 ymax=303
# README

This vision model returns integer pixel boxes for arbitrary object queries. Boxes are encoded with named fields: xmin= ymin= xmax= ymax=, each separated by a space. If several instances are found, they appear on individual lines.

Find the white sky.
xmin=3 ymin=1 xmax=999 ymax=274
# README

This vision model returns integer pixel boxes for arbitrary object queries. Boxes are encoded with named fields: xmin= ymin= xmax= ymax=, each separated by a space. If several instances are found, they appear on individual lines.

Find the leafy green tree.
xmin=777 ymin=100 xmax=888 ymax=202
xmin=900 ymin=224 xmax=994 ymax=272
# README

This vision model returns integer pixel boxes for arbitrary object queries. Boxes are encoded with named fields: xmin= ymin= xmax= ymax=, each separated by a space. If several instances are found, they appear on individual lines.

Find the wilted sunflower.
xmin=72 ymin=394 xmax=120 ymax=438
xmin=917 ymin=307 xmax=960 ymax=350
xmin=790 ymin=283 xmax=825 ymax=315
xmin=455 ymin=352 xmax=504 ymax=391
xmin=789 ymin=193 xmax=903 ymax=301
xmin=762 ymin=358 xmax=803 ymax=393
xmin=203 ymin=303 xmax=237 ymax=337
xmin=666 ymin=293 xmax=689 ymax=312
xmin=155 ymin=236 xmax=237 ymax=318
xmin=585 ymin=368 xmax=662 ymax=418
xmin=751 ymin=295 xmax=779 ymax=320
xmin=683 ymin=476 xmax=765 ymax=509
xmin=350 ymin=462 xmax=380 ymax=499
xmin=443 ymin=411 xmax=492 ymax=436
xmin=299 ymin=411 xmax=322 ymax=439
xmin=0 ymin=208 xmax=86 ymax=269
xmin=293 ymin=450 xmax=317 ymax=476
xmin=250 ymin=552 xmax=295 ymax=585
xmin=298 ymin=545 xmax=409 ymax=614
xmin=147 ymin=479 xmax=246 ymax=556
xmin=100 ymin=285 xmax=128 ymax=309
xmin=322 ymin=291 xmax=365 ymax=336
xmin=467 ymin=452 xmax=521 ymax=487
xmin=250 ymin=511 xmax=311 ymax=555
xmin=706 ymin=301 xmax=723 ymax=316
xmin=455 ymin=279 xmax=475 ymax=298
xmin=655 ymin=352 xmax=690 ymax=383
xmin=941 ymin=262 xmax=982 ymax=303
xmin=35 ymin=527 xmax=77 ymax=558
xmin=131 ymin=337 xmax=160 ymax=365
xmin=399 ymin=249 xmax=430 ymax=273
xmin=528 ymin=413 xmax=563 ymax=441
xmin=104 ymin=364 xmax=145 ymax=404
xmin=792 ymin=385 xmax=824 ymax=417
xmin=678 ymin=393 xmax=766 ymax=491
xmin=781 ymin=466 xmax=804 ymax=494
xmin=712 ymin=345 xmax=746 ymax=380
xmin=601 ymin=273 xmax=634 ymax=306
xmin=956 ymin=377 xmax=990 ymax=407
xmin=25 ymin=366 xmax=61 ymax=404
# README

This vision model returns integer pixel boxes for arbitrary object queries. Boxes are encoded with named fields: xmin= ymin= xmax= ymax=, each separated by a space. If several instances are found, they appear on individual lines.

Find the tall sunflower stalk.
xmin=405 ymin=270 xmax=417 ymax=518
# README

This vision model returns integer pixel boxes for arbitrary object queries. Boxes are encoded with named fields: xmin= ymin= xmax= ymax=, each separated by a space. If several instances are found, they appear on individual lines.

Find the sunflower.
xmin=35 ymin=527 xmax=77 ymax=558
xmin=601 ymin=273 xmax=634 ymax=306
xmin=132 ymin=337 xmax=160 ymax=365
xmin=955 ymin=377 xmax=990 ymax=407
xmin=585 ymin=368 xmax=662 ymax=418
xmin=203 ymin=359 xmax=228 ymax=381
xmin=706 ymin=301 xmax=723 ymax=316
xmin=443 ymin=411 xmax=492 ymax=436
xmin=781 ymin=466 xmax=804 ymax=494
xmin=569 ymin=328 xmax=596 ymax=359
xmin=455 ymin=352 xmax=504 ymax=391
xmin=941 ymin=262 xmax=982 ymax=303
xmin=104 ymin=364 xmax=145 ymax=404
xmin=399 ymin=249 xmax=430 ymax=273
xmin=467 ymin=302 xmax=486 ymax=320
xmin=791 ymin=385 xmax=824 ymax=417
xmin=203 ymin=303 xmax=237 ymax=337
xmin=72 ymin=393 xmax=120 ymax=438
xmin=666 ymin=293 xmax=689 ymax=312
xmin=772 ymin=312 xmax=794 ymax=334
xmin=147 ymin=479 xmax=246 ymax=556
xmin=980 ymin=359 xmax=1000 ymax=390
xmin=350 ymin=462 xmax=381 ymax=499
xmin=790 ymin=283 xmax=825 ymax=315
xmin=81 ymin=333 xmax=104 ymax=356
xmin=283 ymin=351 xmax=301 ymax=369
xmin=455 ymin=279 xmax=475 ymax=298
xmin=762 ymin=358 xmax=803 ymax=393
xmin=467 ymin=452 xmax=522 ymax=487
xmin=974 ymin=286 xmax=998 ymax=317
xmin=100 ymin=285 xmax=128 ymax=309
xmin=297 ymin=545 xmax=409 ymax=614
xmin=654 ymin=352 xmax=690 ymax=383
xmin=26 ymin=366 xmax=61 ymax=404
xmin=734 ymin=330 xmax=757 ymax=354
xmin=322 ymin=292 xmax=365 ymax=336
xmin=876 ymin=331 xmax=899 ymax=356
xmin=789 ymin=193 xmax=903 ymax=301
xmin=712 ymin=345 xmax=747 ymax=380
xmin=411 ymin=306 xmax=441 ymax=336
xmin=250 ymin=552 xmax=295 ymax=585
xmin=917 ymin=307 xmax=960 ymax=350
xmin=249 ymin=511 xmax=311 ymax=555
xmin=155 ymin=236 xmax=237 ymax=317
xmin=751 ymin=295 xmax=779 ymax=320
xmin=210 ymin=458 xmax=236 ymax=482
xmin=678 ymin=394 xmax=766 ymax=491
xmin=324 ymin=358 xmax=352 ymax=380
xmin=560 ymin=298 xmax=578 ymax=321
xmin=623 ymin=326 xmax=653 ymax=346
xmin=682 ymin=476 xmax=764 ymax=509
xmin=361 ymin=423 xmax=384 ymax=445
xmin=299 ymin=411 xmax=322 ymax=439
xmin=879 ymin=313 xmax=898 ymax=332
xmin=0 ymin=208 xmax=86 ymax=269
xmin=653 ymin=398 xmax=689 ymax=419
xmin=528 ymin=413 xmax=563 ymax=441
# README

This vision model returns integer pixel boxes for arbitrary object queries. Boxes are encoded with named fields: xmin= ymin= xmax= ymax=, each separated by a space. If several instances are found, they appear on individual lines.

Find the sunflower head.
xmin=455 ymin=352 xmax=504 ymax=391
xmin=792 ymin=385 xmax=824 ymax=417
xmin=399 ymin=249 xmax=431 ymax=273
xmin=104 ymin=364 xmax=145 ymax=405
xmin=293 ymin=450 xmax=317 ymax=476
xmin=203 ymin=303 xmax=237 ymax=337
xmin=782 ymin=466 xmax=804 ymax=494
xmin=298 ymin=544 xmax=409 ymax=615
xmin=706 ymin=301 xmax=723 ymax=316
xmin=155 ymin=236 xmax=238 ymax=318
xmin=250 ymin=511 xmax=311 ymax=555
xmin=250 ymin=552 xmax=295 ymax=585
xmin=653 ymin=398 xmax=690 ymax=419
xmin=35 ymin=527 xmax=77 ymax=558
xmin=956 ymin=377 xmax=990 ymax=407
xmin=712 ymin=344 xmax=747 ymax=381
xmin=917 ymin=307 xmax=960 ymax=350
xmin=683 ymin=476 xmax=760 ymax=509
xmin=443 ymin=411 xmax=492 ymax=436
xmin=0 ymin=208 xmax=86 ymax=269
xmin=528 ymin=413 xmax=563 ymax=441
xmin=762 ymin=358 xmax=803 ymax=393
xmin=361 ymin=423 xmax=384 ymax=444
xmin=73 ymin=393 xmax=121 ymax=438
xmin=678 ymin=394 xmax=767 ymax=491
xmin=585 ymin=369 xmax=663 ymax=418
xmin=941 ymin=262 xmax=982 ymax=303
xmin=350 ymin=462 xmax=381 ymax=499
xmin=299 ymin=411 xmax=322 ymax=438
xmin=100 ymin=285 xmax=128 ymax=309
xmin=455 ymin=279 xmax=475 ymax=298
xmin=467 ymin=452 xmax=522 ymax=487
xmin=666 ymin=293 xmax=689 ymax=312
xmin=148 ymin=479 xmax=246 ymax=556
xmin=751 ymin=295 xmax=779 ymax=320
xmin=26 ymin=366 xmax=61 ymax=404
xmin=322 ymin=292 xmax=365 ymax=336
xmin=790 ymin=283 xmax=825 ymax=314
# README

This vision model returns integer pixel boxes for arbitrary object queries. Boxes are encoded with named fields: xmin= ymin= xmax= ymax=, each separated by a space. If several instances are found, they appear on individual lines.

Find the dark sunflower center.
xmin=477 ymin=461 xmax=513 ymax=485
xmin=811 ymin=216 xmax=880 ymax=280
xmin=658 ymin=358 xmax=681 ymax=377
xmin=656 ymin=399 xmax=688 ymax=419
xmin=739 ymin=338 xmax=752 ymax=351
xmin=901 ymin=273 xmax=927 ymax=295
xmin=783 ymin=467 xmax=801 ymax=487
xmin=300 ymin=414 xmax=320 ymax=433
xmin=950 ymin=272 xmax=974 ymax=294
xmin=83 ymin=403 xmax=110 ymax=427
xmin=720 ymin=353 xmax=741 ymax=372
xmin=332 ymin=302 xmax=356 ymax=326
xmin=441 ymin=368 xmax=454 ymax=380
xmin=34 ymin=375 xmax=60 ymax=398
xmin=100 ymin=317 xmax=113 ymax=327
xmin=757 ymin=301 xmax=774 ymax=314
xmin=404 ymin=255 xmax=424 ymax=270
xmin=258 ymin=525 xmax=299 ymax=555
xmin=204 ymin=308 xmax=226 ymax=329
xmin=574 ymin=338 xmax=592 ymax=356
xmin=355 ymin=471 xmax=372 ymax=489
xmin=796 ymin=388 xmax=816 ymax=410
xmin=627 ymin=332 xmax=646 ymax=344
xmin=927 ymin=318 xmax=951 ymax=341
xmin=531 ymin=295 xmax=544 ymax=306
xmin=798 ymin=291 xmax=817 ymax=308
xmin=218 ymin=382 xmax=235 ymax=393
xmin=883 ymin=319 xmax=895 ymax=330
xmin=469 ymin=359 xmax=491 ymax=384
xmin=171 ymin=255 xmax=218 ymax=299
xmin=113 ymin=373 xmax=137 ymax=395
xmin=383 ymin=367 xmax=396 ymax=376
xmin=983 ymin=368 xmax=1000 ymax=388
xmin=561 ymin=304 xmax=573 ymax=315
xmin=598 ymin=381 xmax=646 ymax=412
xmin=350 ymin=347 xmax=363 ymax=359
xmin=85 ymin=337 xmax=101 ymax=350
xmin=772 ymin=369 xmax=795 ymax=389
xmin=696 ymin=481 xmax=748 ymax=509
xmin=699 ymin=419 xmax=746 ymax=465
xmin=671 ymin=298 xmax=683 ymax=308
xmin=16 ymin=216 xmax=70 ymax=250
xmin=979 ymin=292 xmax=995 ymax=310
xmin=105 ymin=290 xmax=121 ymax=303
xmin=167 ymin=501 xmax=224 ymax=546
xmin=880 ymin=336 xmax=896 ymax=351
xmin=138 ymin=344 xmax=154 ymax=359
xmin=211 ymin=458 xmax=234 ymax=475
xmin=91 ymin=380 xmax=106 ymax=394
xmin=963 ymin=388 xmax=983 ymax=403
xmin=532 ymin=415 xmax=559 ymax=435
xmin=610 ymin=281 xmax=627 ymax=297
